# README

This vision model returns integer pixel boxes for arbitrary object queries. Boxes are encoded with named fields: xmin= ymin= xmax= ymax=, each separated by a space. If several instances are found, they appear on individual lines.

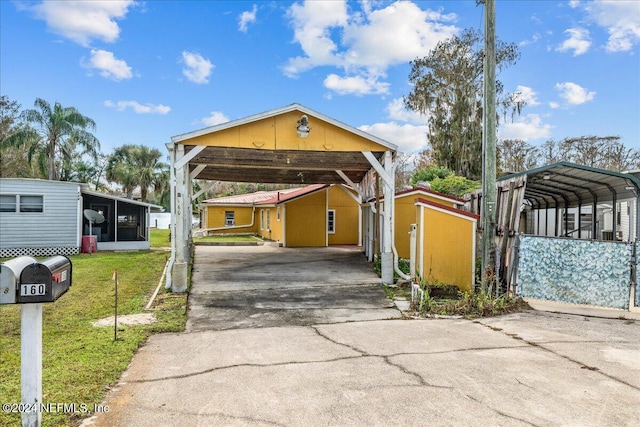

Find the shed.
xmin=0 ymin=178 xmax=163 ymax=257
xmin=414 ymin=198 xmax=479 ymax=292
xmin=390 ymin=187 xmax=465 ymax=259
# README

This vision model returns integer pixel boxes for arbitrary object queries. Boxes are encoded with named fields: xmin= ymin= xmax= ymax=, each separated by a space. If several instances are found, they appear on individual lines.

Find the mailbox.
xmin=17 ymin=256 xmax=72 ymax=303
xmin=0 ymin=256 xmax=37 ymax=304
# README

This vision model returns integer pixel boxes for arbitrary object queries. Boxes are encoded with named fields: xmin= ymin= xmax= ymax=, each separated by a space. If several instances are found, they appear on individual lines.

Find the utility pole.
xmin=481 ymin=0 xmax=497 ymax=293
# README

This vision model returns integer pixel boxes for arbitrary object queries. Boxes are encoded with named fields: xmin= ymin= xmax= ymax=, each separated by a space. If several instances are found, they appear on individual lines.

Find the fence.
xmin=514 ymin=235 xmax=635 ymax=310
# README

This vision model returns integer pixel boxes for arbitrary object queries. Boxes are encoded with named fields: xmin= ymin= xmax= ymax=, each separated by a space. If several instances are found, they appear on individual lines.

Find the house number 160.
xmin=20 ymin=284 xmax=46 ymax=296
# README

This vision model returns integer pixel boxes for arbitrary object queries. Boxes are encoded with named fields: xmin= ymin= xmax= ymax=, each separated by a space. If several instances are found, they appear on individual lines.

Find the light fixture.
xmin=296 ymin=115 xmax=310 ymax=138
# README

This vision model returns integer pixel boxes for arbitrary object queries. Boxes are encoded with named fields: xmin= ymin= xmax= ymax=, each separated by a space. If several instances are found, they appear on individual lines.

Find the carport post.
xmin=169 ymin=143 xmax=190 ymax=292
xmin=363 ymin=150 xmax=395 ymax=284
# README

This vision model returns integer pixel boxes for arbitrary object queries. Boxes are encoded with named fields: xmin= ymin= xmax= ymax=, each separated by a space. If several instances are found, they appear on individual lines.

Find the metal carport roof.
xmin=498 ymin=161 xmax=640 ymax=209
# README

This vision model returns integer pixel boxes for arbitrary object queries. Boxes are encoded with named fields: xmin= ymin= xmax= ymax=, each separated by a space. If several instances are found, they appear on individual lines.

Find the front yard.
xmin=0 ymin=251 xmax=187 ymax=427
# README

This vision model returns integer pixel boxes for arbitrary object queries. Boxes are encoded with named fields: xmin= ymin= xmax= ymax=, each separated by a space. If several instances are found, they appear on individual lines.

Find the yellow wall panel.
xmin=418 ymin=204 xmax=476 ymax=292
xmin=206 ymin=206 xmax=258 ymax=234
xmin=328 ymin=186 xmax=359 ymax=245
xmin=285 ymin=190 xmax=327 ymax=247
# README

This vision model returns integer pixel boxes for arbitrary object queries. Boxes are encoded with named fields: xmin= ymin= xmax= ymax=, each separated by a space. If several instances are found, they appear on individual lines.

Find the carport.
xmin=492 ymin=162 xmax=640 ymax=310
xmin=165 ymin=103 xmax=398 ymax=292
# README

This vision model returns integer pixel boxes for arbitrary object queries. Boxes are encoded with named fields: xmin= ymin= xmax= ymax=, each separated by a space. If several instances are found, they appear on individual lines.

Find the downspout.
xmin=388 ymin=162 xmax=411 ymax=282
xmin=391 ymin=206 xmax=411 ymax=282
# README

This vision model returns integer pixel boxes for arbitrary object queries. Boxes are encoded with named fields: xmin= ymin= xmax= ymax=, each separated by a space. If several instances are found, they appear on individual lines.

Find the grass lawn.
xmin=0 ymin=251 xmax=187 ymax=427
xmin=150 ymin=228 xmax=170 ymax=248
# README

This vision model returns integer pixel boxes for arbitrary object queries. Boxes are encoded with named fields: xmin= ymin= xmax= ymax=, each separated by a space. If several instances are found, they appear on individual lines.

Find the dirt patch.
xmin=92 ymin=313 xmax=156 ymax=327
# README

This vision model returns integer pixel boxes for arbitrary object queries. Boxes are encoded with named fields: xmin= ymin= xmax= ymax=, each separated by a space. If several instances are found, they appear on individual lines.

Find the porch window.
xmin=266 ymin=210 xmax=271 ymax=230
xmin=327 ymin=210 xmax=336 ymax=234
xmin=260 ymin=210 xmax=264 ymax=230
xmin=225 ymin=211 xmax=235 ymax=226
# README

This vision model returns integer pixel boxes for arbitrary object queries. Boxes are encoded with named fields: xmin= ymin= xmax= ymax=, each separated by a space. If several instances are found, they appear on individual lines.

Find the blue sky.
xmin=1 ymin=0 xmax=639 ymax=158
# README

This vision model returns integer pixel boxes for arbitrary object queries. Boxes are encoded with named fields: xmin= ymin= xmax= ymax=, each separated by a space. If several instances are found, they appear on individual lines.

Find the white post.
xmin=172 ymin=144 xmax=188 ymax=292
xmin=21 ymin=303 xmax=42 ymax=427
xmin=409 ymin=223 xmax=417 ymax=281
xmin=380 ymin=151 xmax=394 ymax=284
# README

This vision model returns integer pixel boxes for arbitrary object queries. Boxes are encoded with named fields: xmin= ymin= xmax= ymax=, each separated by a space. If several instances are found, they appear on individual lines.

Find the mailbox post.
xmin=0 ymin=255 xmax=72 ymax=427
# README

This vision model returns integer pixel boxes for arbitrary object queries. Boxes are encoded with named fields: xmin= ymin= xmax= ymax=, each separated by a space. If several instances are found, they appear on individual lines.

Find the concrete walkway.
xmin=84 ymin=246 xmax=640 ymax=427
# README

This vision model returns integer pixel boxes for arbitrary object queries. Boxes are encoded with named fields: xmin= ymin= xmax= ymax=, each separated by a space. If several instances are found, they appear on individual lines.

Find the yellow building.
xmin=415 ymin=198 xmax=479 ymax=292
xmin=201 ymin=184 xmax=360 ymax=247
xmin=388 ymin=187 xmax=465 ymax=259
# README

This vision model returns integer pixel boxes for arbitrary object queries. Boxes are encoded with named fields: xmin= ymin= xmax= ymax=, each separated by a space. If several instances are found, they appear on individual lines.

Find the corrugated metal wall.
xmin=0 ymin=179 xmax=80 ymax=256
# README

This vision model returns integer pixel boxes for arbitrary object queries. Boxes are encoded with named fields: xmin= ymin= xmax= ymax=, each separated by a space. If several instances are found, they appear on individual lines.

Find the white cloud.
xmin=514 ymin=85 xmax=540 ymax=107
xmin=104 ymin=100 xmax=170 ymax=115
xmin=549 ymin=101 xmax=560 ymax=109
xmin=181 ymin=52 xmax=214 ymax=84
xmin=569 ymin=1 xmax=581 ymax=9
xmin=201 ymin=111 xmax=230 ymax=127
xmin=499 ymin=114 xmax=552 ymax=142
xmin=585 ymin=0 xmax=640 ymax=52
xmin=30 ymin=0 xmax=135 ymax=46
xmin=359 ymin=122 xmax=429 ymax=154
xmin=386 ymin=97 xmax=426 ymax=124
xmin=323 ymin=74 xmax=389 ymax=96
xmin=556 ymin=27 xmax=591 ymax=56
xmin=355 ymin=98 xmax=429 ymax=153
xmin=555 ymin=82 xmax=596 ymax=105
xmin=284 ymin=1 xmax=458 ymax=96
xmin=83 ymin=49 xmax=132 ymax=81
xmin=238 ymin=4 xmax=258 ymax=33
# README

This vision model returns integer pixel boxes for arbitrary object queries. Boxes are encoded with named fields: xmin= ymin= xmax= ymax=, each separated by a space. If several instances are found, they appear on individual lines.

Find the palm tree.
xmin=106 ymin=144 xmax=168 ymax=201
xmin=3 ymin=98 xmax=100 ymax=180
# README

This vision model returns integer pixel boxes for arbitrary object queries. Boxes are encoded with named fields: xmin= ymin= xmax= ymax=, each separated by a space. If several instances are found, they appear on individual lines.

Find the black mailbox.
xmin=17 ymin=256 xmax=72 ymax=303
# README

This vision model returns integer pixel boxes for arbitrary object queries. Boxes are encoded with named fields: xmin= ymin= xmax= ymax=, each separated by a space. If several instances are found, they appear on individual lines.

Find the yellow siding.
xmin=394 ymin=195 xmax=418 ymax=259
xmin=394 ymin=192 xmax=460 ymax=259
xmin=187 ymin=110 xmax=389 ymax=152
xmin=285 ymin=190 xmax=327 ymax=247
xmin=205 ymin=206 xmax=258 ymax=234
xmin=328 ymin=185 xmax=359 ymax=245
xmin=265 ymin=206 xmax=284 ymax=243
xmin=418 ymin=205 xmax=475 ymax=292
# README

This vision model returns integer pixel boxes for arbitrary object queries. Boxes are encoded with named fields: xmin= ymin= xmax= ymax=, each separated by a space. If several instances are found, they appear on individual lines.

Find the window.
xmin=276 ymin=206 xmax=281 ymax=221
xmin=0 ymin=194 xmax=43 ymax=213
xmin=225 ymin=211 xmax=235 ymax=226
xmin=20 ymin=195 xmax=44 ymax=213
xmin=0 ymin=194 xmax=17 ymax=212
xmin=327 ymin=210 xmax=336 ymax=234
xmin=266 ymin=210 xmax=270 ymax=230
xmin=260 ymin=210 xmax=264 ymax=230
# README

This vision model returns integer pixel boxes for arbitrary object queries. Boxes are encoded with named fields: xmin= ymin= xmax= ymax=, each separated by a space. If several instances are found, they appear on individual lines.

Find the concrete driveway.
xmin=187 ymin=245 xmax=401 ymax=331
xmin=85 ymin=246 xmax=640 ymax=427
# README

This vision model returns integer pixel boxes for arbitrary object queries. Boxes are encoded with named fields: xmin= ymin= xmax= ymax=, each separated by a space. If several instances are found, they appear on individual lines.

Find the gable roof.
xmin=172 ymin=103 xmax=397 ymax=151
xmin=202 ymin=184 xmax=329 ymax=207
xmin=256 ymin=184 xmax=329 ymax=205
xmin=393 ymin=186 xmax=466 ymax=204
xmin=169 ymin=103 xmax=397 ymax=185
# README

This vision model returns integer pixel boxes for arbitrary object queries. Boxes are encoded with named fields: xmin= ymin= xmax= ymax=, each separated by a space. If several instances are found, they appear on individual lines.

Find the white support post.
xmin=21 ymin=303 xmax=42 ymax=427
xmin=171 ymin=143 xmax=189 ymax=292
xmin=409 ymin=224 xmax=417 ymax=281
xmin=363 ymin=151 xmax=395 ymax=284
